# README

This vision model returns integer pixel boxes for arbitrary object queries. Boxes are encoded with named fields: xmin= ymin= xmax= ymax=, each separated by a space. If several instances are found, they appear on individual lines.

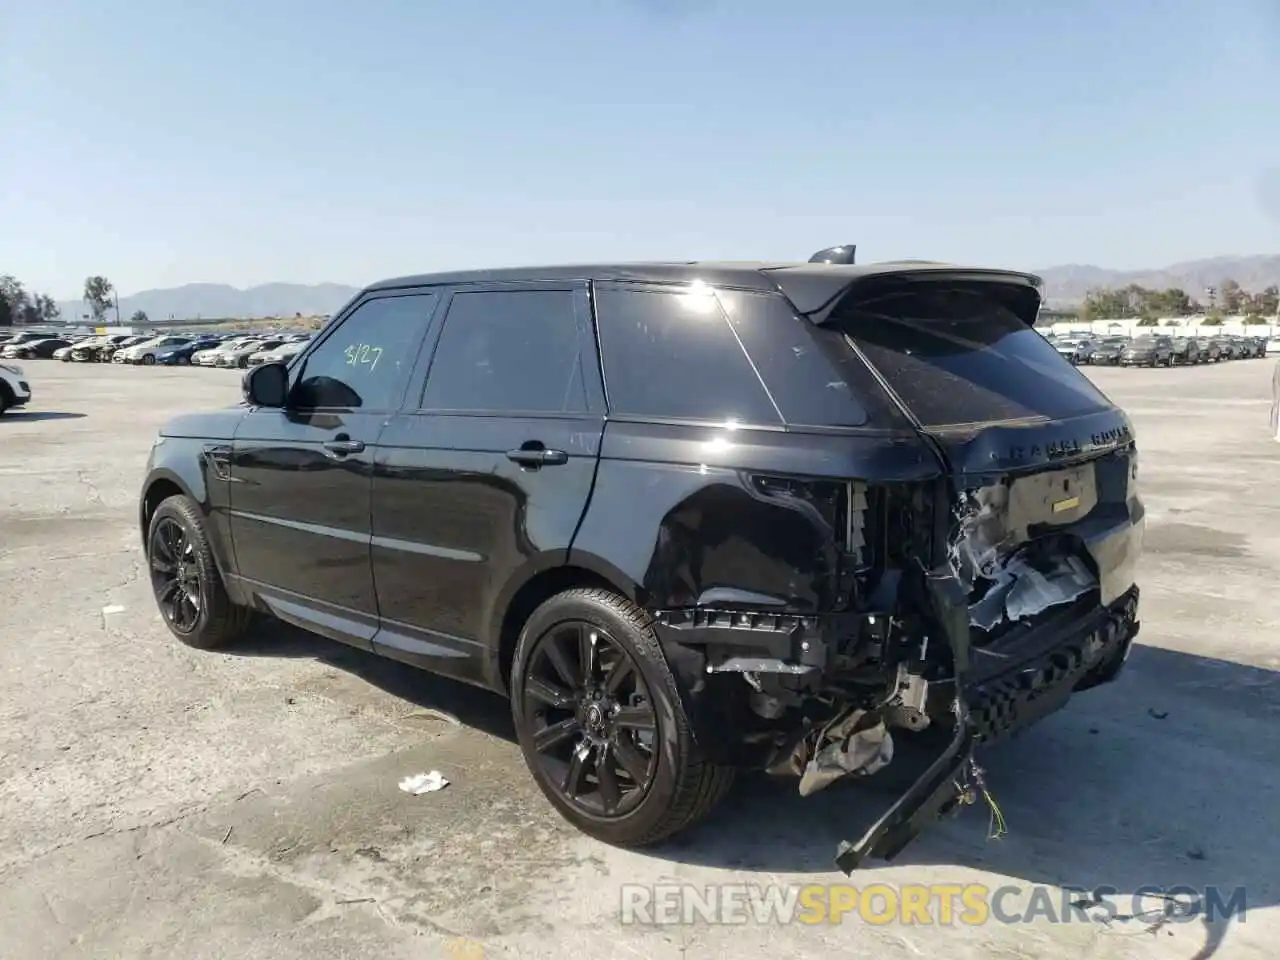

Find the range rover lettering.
xmin=138 ymin=252 xmax=1144 ymax=871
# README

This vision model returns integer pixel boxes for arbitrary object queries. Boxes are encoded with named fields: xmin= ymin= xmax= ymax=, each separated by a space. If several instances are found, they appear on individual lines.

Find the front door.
xmin=228 ymin=291 xmax=442 ymax=648
xmin=371 ymin=283 xmax=605 ymax=686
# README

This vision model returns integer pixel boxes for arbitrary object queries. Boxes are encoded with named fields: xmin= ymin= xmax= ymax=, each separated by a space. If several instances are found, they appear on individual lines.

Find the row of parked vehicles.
xmin=0 ymin=329 xmax=313 ymax=368
xmin=1045 ymin=330 xmax=1280 ymax=366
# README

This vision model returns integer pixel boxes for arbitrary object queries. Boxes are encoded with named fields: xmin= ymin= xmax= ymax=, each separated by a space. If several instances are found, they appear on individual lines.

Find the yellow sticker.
xmin=1052 ymin=496 xmax=1080 ymax=513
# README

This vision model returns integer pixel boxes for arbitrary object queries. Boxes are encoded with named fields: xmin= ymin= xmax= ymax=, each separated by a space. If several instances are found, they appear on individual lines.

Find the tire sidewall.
xmin=510 ymin=593 xmax=689 ymax=845
xmin=147 ymin=498 xmax=218 ymax=641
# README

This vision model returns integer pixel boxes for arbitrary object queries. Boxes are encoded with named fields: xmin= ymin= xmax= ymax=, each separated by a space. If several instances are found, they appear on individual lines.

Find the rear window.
xmin=828 ymin=285 xmax=1113 ymax=428
xmin=593 ymin=283 xmax=782 ymax=424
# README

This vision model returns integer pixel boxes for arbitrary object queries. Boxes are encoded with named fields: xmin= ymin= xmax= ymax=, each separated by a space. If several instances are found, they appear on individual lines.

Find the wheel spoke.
xmin=596 ymin=745 xmax=622 ymax=812
xmin=525 ymin=677 xmax=575 ymax=711
xmin=533 ymin=717 xmax=581 ymax=754
xmin=578 ymin=624 xmax=597 ymax=683
xmin=561 ymin=742 xmax=590 ymax=797
xmin=611 ymin=731 xmax=650 ymax=784
xmin=543 ymin=633 xmax=580 ymax=689
xmin=158 ymin=579 xmax=180 ymax=606
xmin=152 ymin=529 xmax=175 ymax=564
xmin=175 ymin=592 xmax=198 ymax=629
xmin=614 ymin=705 xmax=656 ymax=732
xmin=603 ymin=656 xmax=634 ymax=695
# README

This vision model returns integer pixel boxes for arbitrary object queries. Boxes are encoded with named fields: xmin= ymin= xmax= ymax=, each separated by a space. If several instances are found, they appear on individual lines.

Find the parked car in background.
xmin=1089 ymin=336 xmax=1128 ymax=365
xmin=216 ymin=339 xmax=286 ymax=368
xmin=1053 ymin=335 xmax=1095 ymax=364
xmin=0 ymin=332 xmax=50 ymax=353
xmin=0 ymin=361 xmax=32 ymax=415
xmin=104 ymin=336 xmax=151 ymax=362
xmin=246 ymin=340 xmax=306 ymax=367
xmin=70 ymin=334 xmax=130 ymax=362
xmin=1244 ymin=335 xmax=1268 ymax=359
xmin=2 ymin=337 xmax=73 ymax=360
xmin=1266 ymin=337 xmax=1280 ymax=357
xmin=1170 ymin=336 xmax=1202 ymax=365
xmin=155 ymin=337 xmax=222 ymax=366
xmin=1120 ymin=335 xmax=1174 ymax=366
xmin=139 ymin=254 xmax=1144 ymax=873
xmin=192 ymin=338 xmax=258 ymax=367
xmin=116 ymin=336 xmax=194 ymax=365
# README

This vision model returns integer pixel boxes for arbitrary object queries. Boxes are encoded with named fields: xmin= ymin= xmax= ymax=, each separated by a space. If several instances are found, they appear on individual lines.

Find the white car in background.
xmin=0 ymin=361 xmax=32 ymax=415
xmin=246 ymin=340 xmax=307 ymax=367
xmin=116 ymin=335 xmax=192 ymax=365
xmin=1267 ymin=337 xmax=1280 ymax=357
xmin=192 ymin=338 xmax=256 ymax=367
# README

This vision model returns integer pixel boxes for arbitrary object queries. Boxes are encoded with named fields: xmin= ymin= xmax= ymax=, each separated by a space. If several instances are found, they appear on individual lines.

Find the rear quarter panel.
xmin=569 ymin=420 xmax=938 ymax=613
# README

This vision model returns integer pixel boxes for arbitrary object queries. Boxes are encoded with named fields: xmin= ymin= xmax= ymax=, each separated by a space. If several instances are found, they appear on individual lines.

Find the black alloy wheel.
xmin=518 ymin=619 xmax=659 ymax=819
xmin=149 ymin=516 xmax=203 ymax=635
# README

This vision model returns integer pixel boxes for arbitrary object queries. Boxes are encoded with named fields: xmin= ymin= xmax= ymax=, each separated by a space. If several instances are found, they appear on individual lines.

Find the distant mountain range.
xmin=1034 ymin=255 xmax=1280 ymax=307
xmin=52 ymin=255 xmax=1280 ymax=321
xmin=56 ymin=282 xmax=360 ymax=324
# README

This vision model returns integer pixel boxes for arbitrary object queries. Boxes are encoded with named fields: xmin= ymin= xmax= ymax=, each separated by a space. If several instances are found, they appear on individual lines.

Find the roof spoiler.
xmin=763 ymin=262 xmax=1044 ymax=328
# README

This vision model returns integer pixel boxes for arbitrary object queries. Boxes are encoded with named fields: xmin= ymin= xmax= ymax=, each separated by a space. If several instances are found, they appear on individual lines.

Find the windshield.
xmin=829 ymin=286 xmax=1113 ymax=428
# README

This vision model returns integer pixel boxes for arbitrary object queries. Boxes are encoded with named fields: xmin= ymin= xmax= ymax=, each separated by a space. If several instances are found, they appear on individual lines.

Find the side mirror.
xmin=242 ymin=361 xmax=288 ymax=408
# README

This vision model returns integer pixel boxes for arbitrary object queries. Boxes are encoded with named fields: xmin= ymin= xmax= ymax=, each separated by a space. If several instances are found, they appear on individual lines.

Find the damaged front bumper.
xmin=835 ymin=584 xmax=1140 ymax=873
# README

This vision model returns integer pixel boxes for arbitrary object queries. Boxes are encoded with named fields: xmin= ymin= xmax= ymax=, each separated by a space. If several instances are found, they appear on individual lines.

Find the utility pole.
xmin=114 ymin=290 xmax=121 ymax=326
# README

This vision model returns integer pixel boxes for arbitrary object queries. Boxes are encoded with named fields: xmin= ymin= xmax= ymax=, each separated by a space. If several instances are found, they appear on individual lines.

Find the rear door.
xmin=228 ymin=291 xmax=440 ymax=648
xmin=822 ymin=279 xmax=1143 ymax=649
xmin=370 ymin=282 xmax=604 ymax=687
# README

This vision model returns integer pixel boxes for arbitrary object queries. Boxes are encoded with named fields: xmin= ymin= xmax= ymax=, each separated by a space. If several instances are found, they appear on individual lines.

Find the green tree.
xmin=1218 ymin=278 xmax=1244 ymax=314
xmin=1243 ymin=314 xmax=1269 ymax=325
xmin=0 ymin=275 xmax=26 ymax=327
xmin=83 ymin=275 xmax=115 ymax=324
xmin=1254 ymin=285 xmax=1279 ymax=317
xmin=30 ymin=293 xmax=59 ymax=324
xmin=129 ymin=309 xmax=149 ymax=325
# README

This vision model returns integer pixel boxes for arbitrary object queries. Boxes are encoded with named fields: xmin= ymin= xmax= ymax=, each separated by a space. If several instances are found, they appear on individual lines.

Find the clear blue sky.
xmin=3 ymin=0 xmax=1278 ymax=299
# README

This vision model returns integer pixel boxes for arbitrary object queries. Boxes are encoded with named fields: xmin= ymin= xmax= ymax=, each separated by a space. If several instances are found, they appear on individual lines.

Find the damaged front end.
xmin=652 ymin=429 xmax=1143 ymax=874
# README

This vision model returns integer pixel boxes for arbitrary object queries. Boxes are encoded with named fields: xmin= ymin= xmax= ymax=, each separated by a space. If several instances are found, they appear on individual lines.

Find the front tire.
xmin=510 ymin=587 xmax=734 ymax=848
xmin=142 ymin=354 xmax=156 ymax=365
xmin=146 ymin=494 xmax=251 ymax=649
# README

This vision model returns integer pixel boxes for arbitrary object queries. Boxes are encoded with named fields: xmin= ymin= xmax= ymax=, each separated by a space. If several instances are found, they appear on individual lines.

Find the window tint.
xmin=831 ymin=286 xmax=1112 ymax=428
xmin=594 ymin=285 xmax=781 ymax=424
xmin=716 ymin=288 xmax=909 ymax=430
xmin=420 ymin=290 xmax=588 ymax=413
xmin=291 ymin=293 xmax=437 ymax=410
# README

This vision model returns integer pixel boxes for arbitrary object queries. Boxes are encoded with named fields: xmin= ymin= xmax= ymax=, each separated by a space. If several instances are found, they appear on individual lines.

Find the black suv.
xmin=139 ymin=255 xmax=1144 ymax=872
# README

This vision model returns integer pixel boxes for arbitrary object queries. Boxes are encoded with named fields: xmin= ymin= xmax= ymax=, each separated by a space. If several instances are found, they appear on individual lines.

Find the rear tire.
xmin=510 ymin=587 xmax=734 ymax=848
xmin=146 ymin=494 xmax=252 ymax=650
xmin=142 ymin=354 xmax=156 ymax=365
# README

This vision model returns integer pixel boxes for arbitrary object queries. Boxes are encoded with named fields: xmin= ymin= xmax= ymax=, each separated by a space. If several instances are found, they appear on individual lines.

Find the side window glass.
xmin=291 ymin=293 xmax=437 ymax=410
xmin=420 ymin=290 xmax=588 ymax=413
xmin=593 ymin=285 xmax=781 ymax=424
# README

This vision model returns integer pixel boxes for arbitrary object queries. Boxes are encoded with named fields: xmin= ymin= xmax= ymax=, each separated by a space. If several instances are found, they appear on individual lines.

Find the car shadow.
xmin=230 ymin=622 xmax=1276 ymax=959
xmin=233 ymin=617 xmax=517 ymax=741
xmin=2 ymin=411 xmax=87 ymax=421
